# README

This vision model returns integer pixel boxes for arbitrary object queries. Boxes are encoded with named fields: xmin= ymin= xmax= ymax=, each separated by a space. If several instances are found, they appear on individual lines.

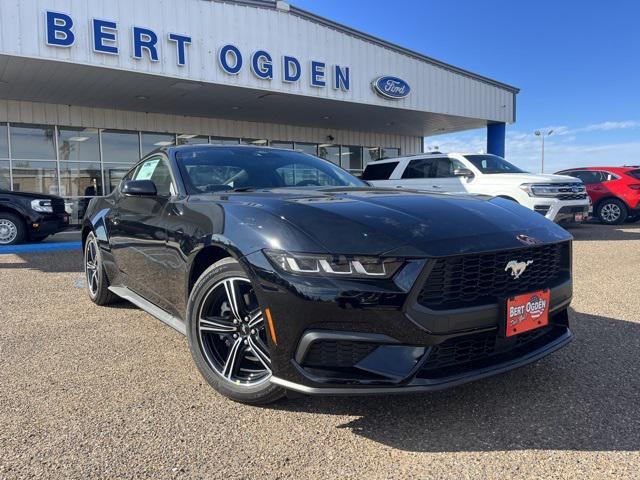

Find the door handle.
xmin=431 ymin=185 xmax=442 ymax=189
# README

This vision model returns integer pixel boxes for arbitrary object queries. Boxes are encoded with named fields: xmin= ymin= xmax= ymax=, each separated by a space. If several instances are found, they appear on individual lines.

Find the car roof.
xmin=557 ymin=166 xmax=639 ymax=173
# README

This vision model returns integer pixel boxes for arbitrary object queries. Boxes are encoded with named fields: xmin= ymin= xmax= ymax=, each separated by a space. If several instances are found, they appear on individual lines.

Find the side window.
xmin=433 ymin=158 xmax=466 ymax=178
xmin=570 ymin=171 xmax=597 ymax=184
xmin=133 ymin=157 xmax=175 ymax=196
xmin=119 ymin=167 xmax=136 ymax=191
xmin=361 ymin=162 xmax=399 ymax=180
xmin=402 ymin=158 xmax=435 ymax=179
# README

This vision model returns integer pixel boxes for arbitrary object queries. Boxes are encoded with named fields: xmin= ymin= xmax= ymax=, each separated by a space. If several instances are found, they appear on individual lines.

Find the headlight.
xmin=30 ymin=199 xmax=53 ymax=213
xmin=519 ymin=183 xmax=584 ymax=197
xmin=263 ymin=249 xmax=403 ymax=278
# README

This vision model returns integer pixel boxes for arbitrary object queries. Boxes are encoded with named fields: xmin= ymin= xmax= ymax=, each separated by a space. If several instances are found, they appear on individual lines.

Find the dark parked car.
xmin=82 ymin=145 xmax=574 ymax=404
xmin=0 ymin=189 xmax=69 ymax=245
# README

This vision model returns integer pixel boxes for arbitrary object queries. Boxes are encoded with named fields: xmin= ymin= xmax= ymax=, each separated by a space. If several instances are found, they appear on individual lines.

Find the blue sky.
xmin=293 ymin=0 xmax=640 ymax=173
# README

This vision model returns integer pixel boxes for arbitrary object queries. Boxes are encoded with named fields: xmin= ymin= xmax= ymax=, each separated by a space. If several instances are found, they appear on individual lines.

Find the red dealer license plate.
xmin=505 ymin=289 xmax=550 ymax=337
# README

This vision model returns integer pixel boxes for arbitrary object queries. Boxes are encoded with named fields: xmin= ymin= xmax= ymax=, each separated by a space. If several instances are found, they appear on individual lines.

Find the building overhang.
xmin=0 ymin=55 xmax=495 ymax=137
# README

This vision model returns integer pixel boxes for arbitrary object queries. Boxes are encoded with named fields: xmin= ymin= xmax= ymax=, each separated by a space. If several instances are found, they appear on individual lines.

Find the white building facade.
xmin=0 ymin=0 xmax=518 ymax=223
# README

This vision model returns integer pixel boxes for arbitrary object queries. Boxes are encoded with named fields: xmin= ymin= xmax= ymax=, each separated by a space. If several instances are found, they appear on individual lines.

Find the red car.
xmin=555 ymin=166 xmax=640 ymax=224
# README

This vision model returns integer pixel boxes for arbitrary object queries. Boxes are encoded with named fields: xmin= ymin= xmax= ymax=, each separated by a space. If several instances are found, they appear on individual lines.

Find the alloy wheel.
xmin=0 ymin=218 xmax=18 ymax=245
xmin=85 ymin=238 xmax=100 ymax=297
xmin=197 ymin=277 xmax=271 ymax=386
xmin=601 ymin=203 xmax=621 ymax=223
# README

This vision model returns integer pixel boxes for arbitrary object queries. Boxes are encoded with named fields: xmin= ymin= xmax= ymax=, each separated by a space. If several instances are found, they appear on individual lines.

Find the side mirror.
xmin=453 ymin=168 xmax=474 ymax=178
xmin=122 ymin=180 xmax=157 ymax=196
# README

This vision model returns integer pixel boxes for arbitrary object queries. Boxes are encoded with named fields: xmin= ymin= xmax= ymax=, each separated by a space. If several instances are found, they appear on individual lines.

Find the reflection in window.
xmin=341 ymin=145 xmax=363 ymax=172
xmin=318 ymin=144 xmax=340 ymax=165
xmin=103 ymin=163 xmax=132 ymax=195
xmin=380 ymin=147 xmax=400 ymax=159
xmin=102 ymin=130 xmax=140 ymax=163
xmin=141 ymin=132 xmax=176 ymax=156
xmin=0 ymin=124 xmax=8 ymax=158
xmin=59 ymin=162 xmax=102 ymax=197
xmin=270 ymin=141 xmax=293 ymax=150
xmin=295 ymin=143 xmax=318 ymax=156
xmin=58 ymin=127 xmax=100 ymax=161
xmin=10 ymin=124 xmax=56 ymax=159
xmin=177 ymin=134 xmax=209 ymax=145
xmin=10 ymin=160 xmax=59 ymax=194
xmin=0 ymin=161 xmax=10 ymax=190
xmin=211 ymin=137 xmax=240 ymax=145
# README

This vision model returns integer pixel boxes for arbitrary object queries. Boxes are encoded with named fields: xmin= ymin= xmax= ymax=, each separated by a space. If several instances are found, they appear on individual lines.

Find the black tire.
xmin=84 ymin=232 xmax=118 ymax=305
xmin=187 ymin=257 xmax=285 ymax=405
xmin=597 ymin=198 xmax=628 ymax=225
xmin=0 ymin=212 xmax=26 ymax=245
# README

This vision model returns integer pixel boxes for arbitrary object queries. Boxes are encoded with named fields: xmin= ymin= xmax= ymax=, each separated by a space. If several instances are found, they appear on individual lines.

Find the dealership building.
xmin=0 ymin=0 xmax=518 ymax=223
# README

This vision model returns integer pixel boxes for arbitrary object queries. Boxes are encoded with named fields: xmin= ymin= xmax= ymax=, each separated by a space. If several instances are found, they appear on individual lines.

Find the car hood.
xmin=0 ymin=190 xmax=62 ymax=200
xmin=219 ymin=187 xmax=571 ymax=257
xmin=481 ymin=173 xmax=580 ymax=184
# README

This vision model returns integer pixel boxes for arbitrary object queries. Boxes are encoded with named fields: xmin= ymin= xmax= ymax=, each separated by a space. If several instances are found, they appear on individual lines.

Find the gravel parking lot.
xmin=1 ymin=224 xmax=639 ymax=479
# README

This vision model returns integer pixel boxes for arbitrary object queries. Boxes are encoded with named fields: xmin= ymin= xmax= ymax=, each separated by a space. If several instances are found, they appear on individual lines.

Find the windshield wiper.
xmin=231 ymin=186 xmax=258 ymax=192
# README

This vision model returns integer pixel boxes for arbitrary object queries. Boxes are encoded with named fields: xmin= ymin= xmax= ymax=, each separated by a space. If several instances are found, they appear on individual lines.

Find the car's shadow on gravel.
xmin=273 ymin=308 xmax=640 ymax=452
xmin=0 ymin=251 xmax=83 ymax=273
xmin=569 ymin=222 xmax=640 ymax=242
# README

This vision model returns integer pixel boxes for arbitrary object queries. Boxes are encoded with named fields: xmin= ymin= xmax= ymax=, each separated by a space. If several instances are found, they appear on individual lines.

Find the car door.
xmin=569 ymin=170 xmax=605 ymax=204
xmin=394 ymin=157 xmax=437 ymax=190
xmin=108 ymin=155 xmax=176 ymax=303
xmin=428 ymin=157 xmax=468 ymax=194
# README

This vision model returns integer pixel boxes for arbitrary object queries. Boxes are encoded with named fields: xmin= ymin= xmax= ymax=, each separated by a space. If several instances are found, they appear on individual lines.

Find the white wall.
xmin=0 ymin=0 xmax=515 ymax=123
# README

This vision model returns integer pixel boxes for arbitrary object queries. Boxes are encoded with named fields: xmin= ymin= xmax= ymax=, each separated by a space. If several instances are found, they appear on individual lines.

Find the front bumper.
xmin=242 ymin=249 xmax=573 ymax=395
xmin=530 ymin=199 xmax=590 ymax=223
xmin=28 ymin=213 xmax=69 ymax=238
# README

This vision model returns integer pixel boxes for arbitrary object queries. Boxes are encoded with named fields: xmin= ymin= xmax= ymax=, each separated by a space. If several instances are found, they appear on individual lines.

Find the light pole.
xmin=534 ymin=129 xmax=553 ymax=173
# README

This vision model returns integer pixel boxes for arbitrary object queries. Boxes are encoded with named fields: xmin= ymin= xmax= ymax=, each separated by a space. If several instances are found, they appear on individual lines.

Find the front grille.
xmin=557 ymin=193 xmax=588 ymax=200
xmin=534 ymin=205 xmax=551 ymax=216
xmin=418 ymin=326 xmax=557 ymax=377
xmin=417 ymin=242 xmax=570 ymax=310
xmin=303 ymin=340 xmax=378 ymax=368
xmin=51 ymin=198 xmax=66 ymax=215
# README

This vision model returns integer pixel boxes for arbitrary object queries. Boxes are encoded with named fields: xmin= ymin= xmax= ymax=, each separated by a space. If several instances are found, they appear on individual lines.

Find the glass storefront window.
xmin=0 ymin=161 xmax=10 ymax=190
xmin=177 ymin=134 xmax=209 ymax=145
xmin=211 ymin=137 xmax=240 ymax=145
xmin=10 ymin=123 xmax=56 ymax=159
xmin=296 ymin=143 xmax=318 ymax=157
xmin=59 ymin=162 xmax=102 ymax=197
xmin=271 ymin=141 xmax=293 ymax=149
xmin=10 ymin=160 xmax=59 ymax=194
xmin=58 ymin=127 xmax=100 ymax=161
xmin=364 ymin=147 xmax=380 ymax=164
xmin=318 ymin=144 xmax=340 ymax=165
xmin=240 ymin=138 xmax=268 ymax=146
xmin=0 ymin=124 xmax=8 ymax=158
xmin=341 ymin=145 xmax=363 ymax=172
xmin=104 ymin=163 xmax=133 ymax=195
xmin=102 ymin=130 xmax=140 ymax=163
xmin=380 ymin=147 xmax=400 ymax=159
xmin=141 ymin=132 xmax=176 ymax=155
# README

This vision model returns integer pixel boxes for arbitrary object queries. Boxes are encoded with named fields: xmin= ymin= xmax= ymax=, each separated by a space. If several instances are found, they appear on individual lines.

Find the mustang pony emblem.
xmin=505 ymin=260 xmax=533 ymax=279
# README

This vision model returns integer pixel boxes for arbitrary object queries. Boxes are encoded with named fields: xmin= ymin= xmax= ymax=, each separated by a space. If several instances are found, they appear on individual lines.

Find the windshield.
xmin=176 ymin=146 xmax=366 ymax=193
xmin=465 ymin=154 xmax=527 ymax=174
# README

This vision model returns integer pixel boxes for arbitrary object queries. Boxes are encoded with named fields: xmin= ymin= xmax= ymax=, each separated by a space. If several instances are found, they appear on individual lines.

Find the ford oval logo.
xmin=372 ymin=76 xmax=411 ymax=99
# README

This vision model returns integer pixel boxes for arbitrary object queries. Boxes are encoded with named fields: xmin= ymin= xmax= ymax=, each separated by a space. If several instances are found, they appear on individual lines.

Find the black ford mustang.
xmin=82 ymin=145 xmax=573 ymax=404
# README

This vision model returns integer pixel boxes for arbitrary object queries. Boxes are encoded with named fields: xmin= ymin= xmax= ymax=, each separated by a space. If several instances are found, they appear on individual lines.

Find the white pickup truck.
xmin=363 ymin=152 xmax=590 ymax=224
